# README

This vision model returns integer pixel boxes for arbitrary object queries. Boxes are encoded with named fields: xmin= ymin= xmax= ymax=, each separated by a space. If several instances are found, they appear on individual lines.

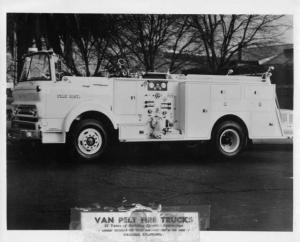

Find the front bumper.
xmin=8 ymin=128 xmax=41 ymax=141
xmin=7 ymin=121 xmax=41 ymax=141
xmin=8 ymin=104 xmax=41 ymax=141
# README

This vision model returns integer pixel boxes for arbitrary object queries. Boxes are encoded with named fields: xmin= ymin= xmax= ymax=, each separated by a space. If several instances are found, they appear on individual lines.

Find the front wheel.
xmin=212 ymin=121 xmax=247 ymax=159
xmin=69 ymin=119 xmax=108 ymax=161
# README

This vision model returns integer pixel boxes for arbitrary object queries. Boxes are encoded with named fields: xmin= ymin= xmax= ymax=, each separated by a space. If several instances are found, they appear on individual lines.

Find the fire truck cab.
xmin=8 ymin=50 xmax=293 ymax=161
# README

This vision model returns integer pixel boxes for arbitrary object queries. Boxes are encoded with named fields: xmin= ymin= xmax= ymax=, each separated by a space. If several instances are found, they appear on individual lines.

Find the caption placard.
xmin=81 ymin=211 xmax=199 ymax=242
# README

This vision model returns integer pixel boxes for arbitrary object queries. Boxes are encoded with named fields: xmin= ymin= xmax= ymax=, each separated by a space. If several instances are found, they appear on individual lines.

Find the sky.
xmin=276 ymin=15 xmax=293 ymax=43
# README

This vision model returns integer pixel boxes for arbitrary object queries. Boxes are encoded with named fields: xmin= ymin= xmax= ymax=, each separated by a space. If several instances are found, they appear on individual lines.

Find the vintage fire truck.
xmin=8 ymin=49 xmax=293 ymax=161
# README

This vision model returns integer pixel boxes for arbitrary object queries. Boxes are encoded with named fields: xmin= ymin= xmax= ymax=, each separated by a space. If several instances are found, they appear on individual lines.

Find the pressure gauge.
xmin=149 ymin=82 xmax=154 ymax=89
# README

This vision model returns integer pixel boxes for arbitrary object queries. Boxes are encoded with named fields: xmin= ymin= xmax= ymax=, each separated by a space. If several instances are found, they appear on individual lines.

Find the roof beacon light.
xmin=28 ymin=47 xmax=38 ymax=53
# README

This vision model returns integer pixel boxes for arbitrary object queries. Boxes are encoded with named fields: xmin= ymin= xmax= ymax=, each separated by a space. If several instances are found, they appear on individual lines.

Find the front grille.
xmin=16 ymin=116 xmax=38 ymax=122
xmin=12 ymin=121 xmax=36 ymax=130
xmin=12 ymin=105 xmax=39 ymax=132
xmin=16 ymin=105 xmax=37 ymax=116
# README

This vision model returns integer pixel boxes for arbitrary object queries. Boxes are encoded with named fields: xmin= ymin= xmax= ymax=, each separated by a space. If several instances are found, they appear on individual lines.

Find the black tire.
xmin=69 ymin=119 xmax=108 ymax=161
xmin=212 ymin=120 xmax=247 ymax=159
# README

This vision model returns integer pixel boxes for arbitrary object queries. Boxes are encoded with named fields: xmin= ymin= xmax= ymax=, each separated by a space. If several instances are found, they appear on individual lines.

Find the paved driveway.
xmin=6 ymin=142 xmax=293 ymax=231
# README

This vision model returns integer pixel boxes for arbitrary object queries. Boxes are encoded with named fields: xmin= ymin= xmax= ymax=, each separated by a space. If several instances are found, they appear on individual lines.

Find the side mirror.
xmin=55 ymin=60 xmax=63 ymax=81
xmin=56 ymin=60 xmax=62 ymax=73
xmin=226 ymin=69 xmax=234 ymax=75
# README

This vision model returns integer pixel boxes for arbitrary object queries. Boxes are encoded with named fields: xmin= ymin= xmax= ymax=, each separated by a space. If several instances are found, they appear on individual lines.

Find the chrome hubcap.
xmin=219 ymin=129 xmax=240 ymax=153
xmin=77 ymin=128 xmax=102 ymax=155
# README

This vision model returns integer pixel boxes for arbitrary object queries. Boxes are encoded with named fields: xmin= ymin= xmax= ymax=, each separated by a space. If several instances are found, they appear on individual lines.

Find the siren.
xmin=28 ymin=47 xmax=38 ymax=53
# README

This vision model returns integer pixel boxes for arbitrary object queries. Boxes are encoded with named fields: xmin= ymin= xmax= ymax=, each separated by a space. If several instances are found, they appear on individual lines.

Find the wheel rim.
xmin=219 ymin=129 xmax=240 ymax=153
xmin=77 ymin=128 xmax=102 ymax=155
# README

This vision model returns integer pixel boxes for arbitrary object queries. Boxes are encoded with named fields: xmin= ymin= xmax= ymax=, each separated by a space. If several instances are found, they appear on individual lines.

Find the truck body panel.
xmin=9 ymin=51 xmax=292 ymax=160
xmin=11 ymin=75 xmax=293 ymax=143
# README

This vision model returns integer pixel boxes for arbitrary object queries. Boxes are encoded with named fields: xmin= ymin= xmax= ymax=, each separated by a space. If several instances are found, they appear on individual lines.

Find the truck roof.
xmin=185 ymin=74 xmax=265 ymax=84
xmin=64 ymin=73 xmax=269 ymax=86
xmin=114 ymin=74 xmax=268 ymax=85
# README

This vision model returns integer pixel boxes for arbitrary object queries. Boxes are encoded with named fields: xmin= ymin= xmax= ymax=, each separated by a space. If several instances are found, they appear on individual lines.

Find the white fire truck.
xmin=8 ymin=50 xmax=293 ymax=161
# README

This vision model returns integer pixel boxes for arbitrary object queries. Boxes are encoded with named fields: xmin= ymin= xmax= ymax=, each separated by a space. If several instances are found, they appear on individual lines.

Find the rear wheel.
xmin=212 ymin=121 xmax=247 ymax=159
xmin=69 ymin=119 xmax=108 ymax=161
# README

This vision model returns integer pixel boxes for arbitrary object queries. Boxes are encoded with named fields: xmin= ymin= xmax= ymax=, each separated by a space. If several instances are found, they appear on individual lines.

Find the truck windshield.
xmin=19 ymin=54 xmax=51 ymax=82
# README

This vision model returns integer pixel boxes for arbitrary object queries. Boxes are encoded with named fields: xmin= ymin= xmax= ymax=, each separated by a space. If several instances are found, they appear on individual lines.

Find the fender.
xmin=63 ymin=101 xmax=118 ymax=132
xmin=209 ymin=112 xmax=251 ymax=139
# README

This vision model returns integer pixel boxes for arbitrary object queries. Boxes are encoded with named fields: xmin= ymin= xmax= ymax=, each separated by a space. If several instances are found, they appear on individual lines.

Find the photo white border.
xmin=0 ymin=1 xmax=299 ymax=242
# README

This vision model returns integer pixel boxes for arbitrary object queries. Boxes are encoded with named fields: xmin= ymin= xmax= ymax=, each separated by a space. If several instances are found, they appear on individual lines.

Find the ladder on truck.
xmin=275 ymin=95 xmax=293 ymax=138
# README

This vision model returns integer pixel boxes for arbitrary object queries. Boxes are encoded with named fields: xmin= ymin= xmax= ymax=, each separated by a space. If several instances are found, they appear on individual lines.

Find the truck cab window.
xmin=54 ymin=57 xmax=72 ymax=81
xmin=20 ymin=54 xmax=51 ymax=82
